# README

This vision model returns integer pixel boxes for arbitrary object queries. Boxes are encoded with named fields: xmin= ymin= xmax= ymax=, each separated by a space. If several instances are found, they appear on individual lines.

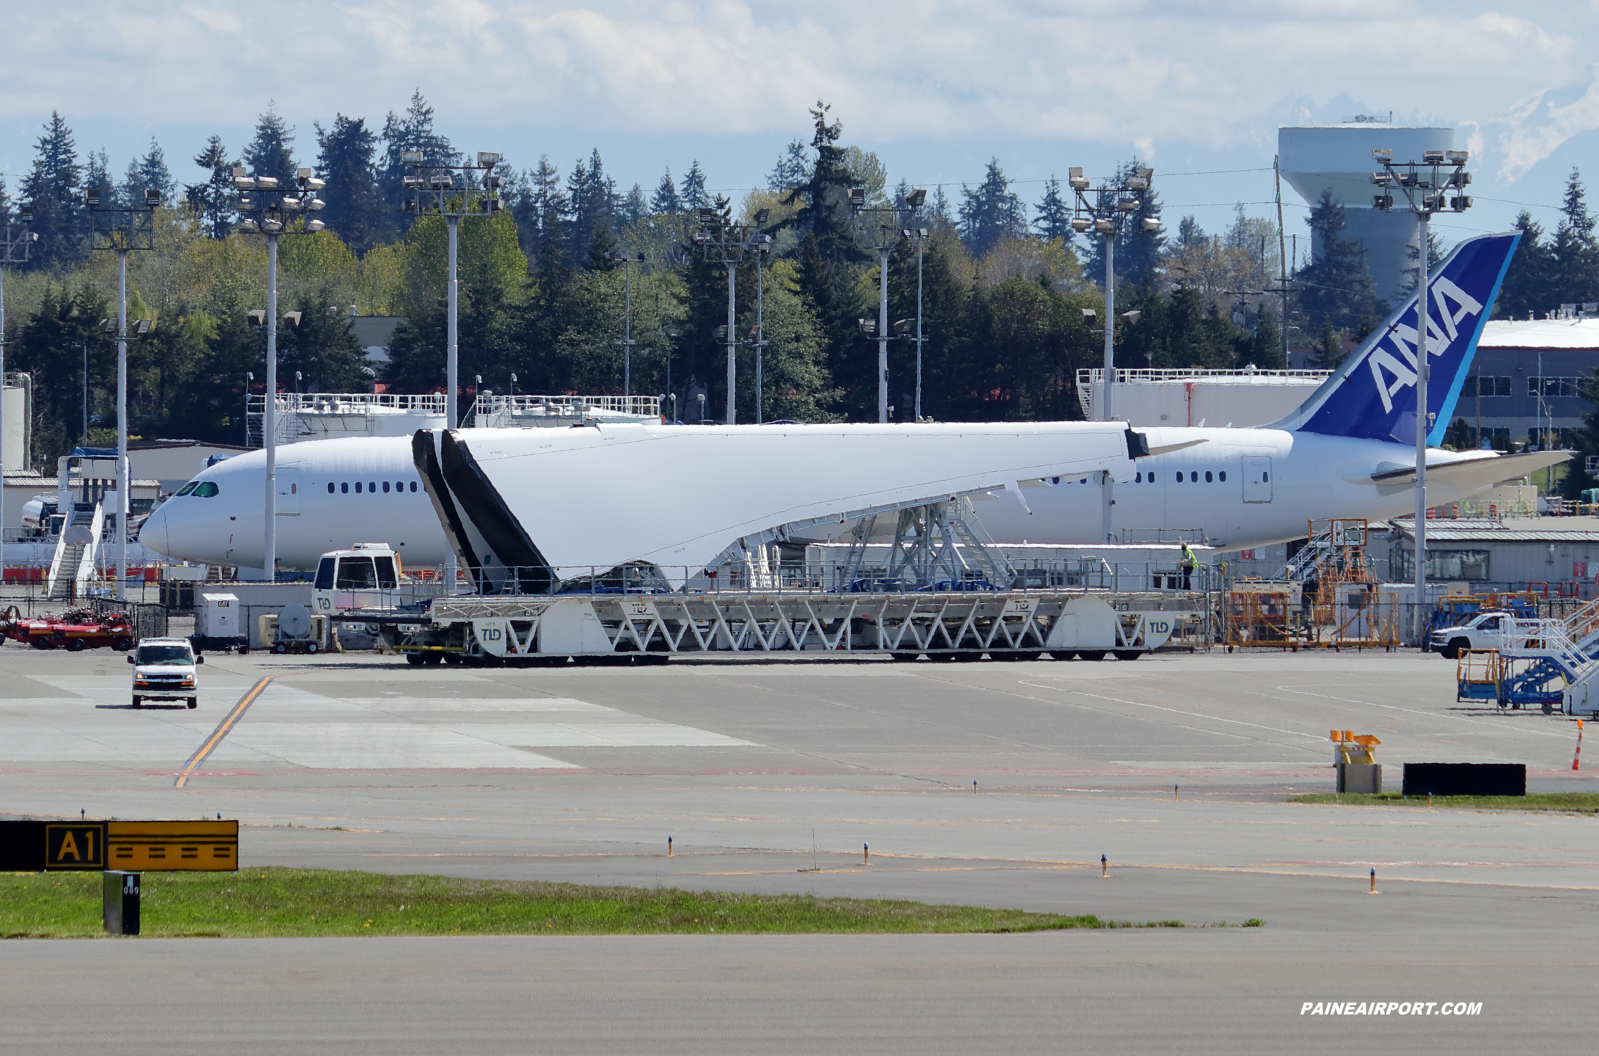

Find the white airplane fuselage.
xmin=137 ymin=427 xmax=1496 ymax=570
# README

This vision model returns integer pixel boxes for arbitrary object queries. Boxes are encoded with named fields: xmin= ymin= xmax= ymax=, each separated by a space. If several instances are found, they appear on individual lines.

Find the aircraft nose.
xmin=137 ymin=502 xmax=171 ymax=557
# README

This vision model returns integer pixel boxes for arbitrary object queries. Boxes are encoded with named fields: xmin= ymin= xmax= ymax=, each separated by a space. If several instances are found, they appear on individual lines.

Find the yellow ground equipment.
xmin=1330 ymin=730 xmax=1381 ymax=764
xmin=1456 ymin=649 xmax=1503 ymax=702
xmin=1330 ymin=729 xmax=1383 ymax=793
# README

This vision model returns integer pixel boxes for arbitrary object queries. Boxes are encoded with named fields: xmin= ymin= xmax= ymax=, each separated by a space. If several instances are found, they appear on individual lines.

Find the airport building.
xmin=1460 ymin=314 xmax=1599 ymax=449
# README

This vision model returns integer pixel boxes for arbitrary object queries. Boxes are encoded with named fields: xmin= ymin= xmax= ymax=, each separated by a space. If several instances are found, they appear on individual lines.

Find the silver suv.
xmin=128 ymin=637 xmax=204 ymax=709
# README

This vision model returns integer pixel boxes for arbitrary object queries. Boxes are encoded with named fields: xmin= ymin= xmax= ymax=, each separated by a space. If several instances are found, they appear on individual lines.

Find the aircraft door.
xmin=276 ymin=468 xmax=301 ymax=515
xmin=1242 ymin=457 xmax=1272 ymax=503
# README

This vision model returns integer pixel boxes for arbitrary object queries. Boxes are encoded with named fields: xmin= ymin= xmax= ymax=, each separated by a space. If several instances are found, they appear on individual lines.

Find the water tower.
xmin=1279 ymin=123 xmax=1454 ymax=304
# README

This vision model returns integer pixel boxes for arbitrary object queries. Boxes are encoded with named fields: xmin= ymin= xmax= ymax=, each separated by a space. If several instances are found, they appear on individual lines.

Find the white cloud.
xmin=2 ymin=0 xmax=1598 ymax=210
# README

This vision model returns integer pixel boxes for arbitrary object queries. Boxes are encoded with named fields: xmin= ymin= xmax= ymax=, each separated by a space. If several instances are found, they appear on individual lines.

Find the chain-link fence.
xmin=87 ymin=598 xmax=168 ymax=640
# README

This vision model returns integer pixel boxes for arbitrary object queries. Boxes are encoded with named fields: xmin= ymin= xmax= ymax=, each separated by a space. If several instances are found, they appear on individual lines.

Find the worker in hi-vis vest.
xmin=1180 ymin=542 xmax=1198 ymax=591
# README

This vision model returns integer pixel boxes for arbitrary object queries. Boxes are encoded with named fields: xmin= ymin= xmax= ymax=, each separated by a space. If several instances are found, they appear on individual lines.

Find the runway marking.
xmin=174 ymin=676 xmax=273 ymax=788
xmin=1278 ymin=686 xmax=1574 ymax=741
xmin=1017 ymin=680 xmax=1327 ymax=746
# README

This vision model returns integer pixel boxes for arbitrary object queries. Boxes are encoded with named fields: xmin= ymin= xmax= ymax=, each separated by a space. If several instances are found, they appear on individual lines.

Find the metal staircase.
xmin=46 ymin=501 xmax=103 ymax=600
xmin=1496 ymin=597 xmax=1599 ymax=713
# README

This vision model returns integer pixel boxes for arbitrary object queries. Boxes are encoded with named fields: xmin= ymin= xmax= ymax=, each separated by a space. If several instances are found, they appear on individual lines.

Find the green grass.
xmin=1290 ymin=791 xmax=1599 ymax=813
xmin=0 ymin=867 xmax=1207 ymax=939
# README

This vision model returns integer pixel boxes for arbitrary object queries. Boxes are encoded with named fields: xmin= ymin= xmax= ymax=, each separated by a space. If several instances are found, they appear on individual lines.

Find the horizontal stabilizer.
xmin=1364 ymin=450 xmax=1570 ymax=492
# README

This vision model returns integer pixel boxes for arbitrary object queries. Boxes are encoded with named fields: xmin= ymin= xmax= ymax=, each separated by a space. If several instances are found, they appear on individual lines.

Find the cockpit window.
xmin=193 ymin=482 xmax=220 ymax=497
xmin=176 ymin=482 xmax=198 ymax=496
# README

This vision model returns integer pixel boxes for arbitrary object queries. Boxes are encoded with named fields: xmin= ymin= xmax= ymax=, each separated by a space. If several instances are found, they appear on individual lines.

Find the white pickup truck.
xmin=1430 ymin=612 xmax=1517 ymax=659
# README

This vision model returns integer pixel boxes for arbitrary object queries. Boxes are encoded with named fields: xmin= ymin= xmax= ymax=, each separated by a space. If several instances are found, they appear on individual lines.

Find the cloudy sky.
xmin=4 ymin=1 xmax=1598 ymax=252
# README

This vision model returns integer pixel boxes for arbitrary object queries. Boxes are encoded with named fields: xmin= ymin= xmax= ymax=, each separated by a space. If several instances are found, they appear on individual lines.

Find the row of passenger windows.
xmin=1134 ymin=470 xmax=1229 ymax=483
xmin=328 ymin=480 xmax=419 ymax=494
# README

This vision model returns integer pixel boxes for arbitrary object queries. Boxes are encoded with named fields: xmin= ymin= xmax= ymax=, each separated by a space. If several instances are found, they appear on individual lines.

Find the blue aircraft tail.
xmin=1271 ymin=231 xmax=1519 ymax=445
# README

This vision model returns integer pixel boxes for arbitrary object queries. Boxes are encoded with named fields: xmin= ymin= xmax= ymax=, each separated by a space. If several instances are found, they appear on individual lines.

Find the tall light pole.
xmin=400 ymin=150 xmax=503 ymax=592
xmin=235 ymin=166 xmax=328 ymax=582
xmin=899 ymin=223 xmax=930 ymax=421
xmin=1 ymin=205 xmax=38 ymax=560
xmin=86 ymin=186 xmax=161 ymax=599
xmin=1067 ymin=166 xmax=1161 ymax=422
xmin=1372 ymin=146 xmax=1473 ymax=645
xmin=402 ymin=150 xmax=507 ymax=428
xmin=692 ymin=197 xmax=761 ymax=424
xmin=848 ymin=189 xmax=925 ymax=423
xmin=609 ymin=251 xmax=645 ymax=397
xmin=745 ymin=209 xmax=772 ymax=423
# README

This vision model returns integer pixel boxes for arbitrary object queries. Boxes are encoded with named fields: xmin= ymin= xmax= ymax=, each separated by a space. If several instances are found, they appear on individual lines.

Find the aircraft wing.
xmin=416 ymin=422 xmax=1148 ymax=587
xmin=1364 ymin=450 xmax=1570 ymax=494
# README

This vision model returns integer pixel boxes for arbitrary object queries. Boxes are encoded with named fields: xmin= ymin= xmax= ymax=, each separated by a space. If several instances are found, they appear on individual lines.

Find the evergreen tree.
xmin=314 ymin=114 xmax=389 ymax=253
xmin=780 ymin=102 xmax=857 ymax=264
xmin=792 ymin=230 xmax=864 ymax=414
xmin=586 ymin=224 xmax=621 ymax=272
xmin=21 ymin=112 xmax=88 ymax=272
xmin=650 ymin=168 xmax=681 ymax=215
xmin=120 ymin=139 xmax=174 ymax=206
xmin=515 ymin=156 xmax=567 ymax=268
xmin=958 ymin=158 xmax=1026 ymax=260
xmin=12 ymin=283 xmax=109 ymax=456
xmin=1033 ymin=176 xmax=1072 ymax=244
xmin=275 ymin=295 xmax=368 ymax=391
xmin=186 ymin=135 xmax=236 ymax=240
xmin=1495 ymin=211 xmax=1557 ymax=319
xmin=243 ymin=103 xmax=297 ymax=184
xmin=619 ymin=182 xmax=647 ymax=228
xmin=767 ymin=139 xmax=811 ymax=192
xmin=84 ymin=148 xmax=116 ymax=207
xmin=680 ymin=160 xmax=709 ymax=212
xmin=1551 ymin=167 xmax=1599 ymax=308
xmin=1294 ymin=190 xmax=1383 ymax=334
xmin=379 ymin=90 xmax=454 ymax=235
xmin=1249 ymin=309 xmax=1285 ymax=370
xmin=565 ymin=149 xmax=616 ymax=264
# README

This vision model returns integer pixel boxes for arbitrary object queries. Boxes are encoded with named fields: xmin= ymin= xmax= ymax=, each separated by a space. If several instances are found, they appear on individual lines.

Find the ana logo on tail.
xmin=1366 ymin=275 xmax=1484 ymax=415
xmin=1280 ymin=232 xmax=1519 ymax=445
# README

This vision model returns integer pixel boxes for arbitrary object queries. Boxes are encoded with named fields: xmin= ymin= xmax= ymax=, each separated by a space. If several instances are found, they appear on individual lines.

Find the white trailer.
xmin=375 ymin=590 xmax=1192 ymax=665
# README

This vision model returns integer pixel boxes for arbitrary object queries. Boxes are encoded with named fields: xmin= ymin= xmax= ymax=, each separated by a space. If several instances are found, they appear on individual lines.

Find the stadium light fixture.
xmin=85 ymin=174 xmax=163 ymax=599
xmin=1372 ymin=146 xmax=1474 ymax=646
xmin=1067 ymin=163 xmax=1159 ymax=429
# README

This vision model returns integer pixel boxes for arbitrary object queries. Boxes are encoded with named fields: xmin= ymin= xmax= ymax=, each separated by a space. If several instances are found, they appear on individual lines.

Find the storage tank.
xmin=1279 ymin=124 xmax=1455 ymax=304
